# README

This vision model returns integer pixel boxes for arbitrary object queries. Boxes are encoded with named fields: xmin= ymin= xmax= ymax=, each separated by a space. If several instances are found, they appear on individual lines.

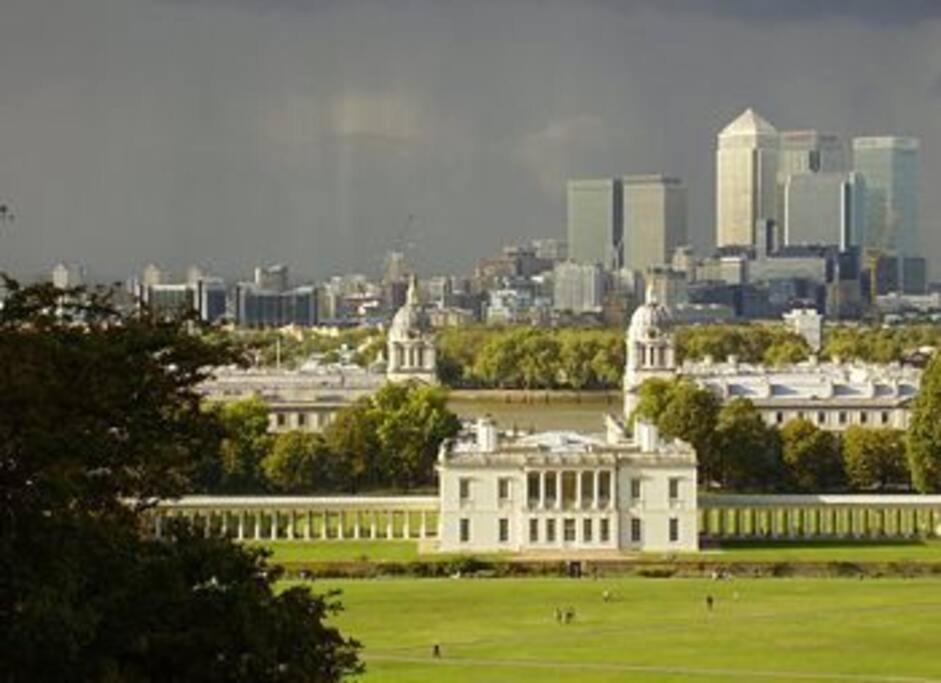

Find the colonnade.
xmin=526 ymin=468 xmax=614 ymax=511
xmin=700 ymin=499 xmax=941 ymax=540
xmin=150 ymin=496 xmax=439 ymax=542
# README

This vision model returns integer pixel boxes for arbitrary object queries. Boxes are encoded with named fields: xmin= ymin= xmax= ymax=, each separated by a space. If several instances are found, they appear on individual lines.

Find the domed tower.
xmin=623 ymin=286 xmax=676 ymax=421
xmin=386 ymin=275 xmax=437 ymax=384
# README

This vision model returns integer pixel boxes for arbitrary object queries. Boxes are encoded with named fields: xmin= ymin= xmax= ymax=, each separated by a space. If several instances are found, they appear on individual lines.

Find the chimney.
xmin=476 ymin=416 xmax=497 ymax=453
xmin=635 ymin=420 xmax=660 ymax=452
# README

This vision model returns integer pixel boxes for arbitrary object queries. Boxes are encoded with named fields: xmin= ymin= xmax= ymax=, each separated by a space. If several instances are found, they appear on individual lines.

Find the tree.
xmin=214 ymin=396 xmax=273 ymax=493
xmin=263 ymin=432 xmax=344 ymax=493
xmin=779 ymin=418 xmax=845 ymax=492
xmin=325 ymin=382 xmax=461 ymax=491
xmin=632 ymin=377 xmax=676 ymax=424
xmin=0 ymin=280 xmax=361 ymax=682
xmin=713 ymin=398 xmax=784 ymax=490
xmin=907 ymin=352 xmax=941 ymax=492
xmin=372 ymin=382 xmax=461 ymax=489
xmin=842 ymin=426 xmax=909 ymax=490
xmin=656 ymin=381 xmax=721 ymax=476
xmin=323 ymin=398 xmax=381 ymax=492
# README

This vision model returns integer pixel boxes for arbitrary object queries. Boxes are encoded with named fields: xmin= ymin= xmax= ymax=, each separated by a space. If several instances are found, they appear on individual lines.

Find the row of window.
xmin=457 ymin=516 xmax=681 ymax=544
xmin=273 ymin=411 xmax=334 ymax=429
xmin=772 ymin=410 xmax=893 ymax=427
xmin=459 ymin=476 xmax=684 ymax=505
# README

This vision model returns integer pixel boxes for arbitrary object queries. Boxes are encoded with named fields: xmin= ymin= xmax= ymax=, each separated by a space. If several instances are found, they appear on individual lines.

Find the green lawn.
xmin=250 ymin=539 xmax=941 ymax=566
xmin=303 ymin=577 xmax=941 ymax=682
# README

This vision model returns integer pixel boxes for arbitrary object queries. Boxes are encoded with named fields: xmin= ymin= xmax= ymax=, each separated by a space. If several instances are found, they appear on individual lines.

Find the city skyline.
xmin=1 ymin=1 xmax=940 ymax=281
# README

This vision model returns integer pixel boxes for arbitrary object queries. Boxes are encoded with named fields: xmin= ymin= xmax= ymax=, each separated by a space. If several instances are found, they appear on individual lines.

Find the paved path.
xmin=366 ymin=654 xmax=941 ymax=683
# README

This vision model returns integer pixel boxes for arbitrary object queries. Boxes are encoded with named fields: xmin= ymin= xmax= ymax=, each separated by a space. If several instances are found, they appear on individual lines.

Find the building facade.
xmin=852 ymin=137 xmax=920 ymax=265
xmin=716 ymin=108 xmax=779 ymax=248
xmin=437 ymin=418 xmax=698 ymax=553
xmin=622 ymin=293 xmax=920 ymax=431
xmin=623 ymin=175 xmax=688 ymax=275
xmin=567 ymin=178 xmax=623 ymax=269
xmin=782 ymin=172 xmax=864 ymax=249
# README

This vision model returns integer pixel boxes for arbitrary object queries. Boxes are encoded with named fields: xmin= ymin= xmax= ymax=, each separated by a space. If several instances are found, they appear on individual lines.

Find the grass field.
xmin=303 ymin=577 xmax=941 ymax=682
xmin=253 ymin=539 xmax=941 ymax=565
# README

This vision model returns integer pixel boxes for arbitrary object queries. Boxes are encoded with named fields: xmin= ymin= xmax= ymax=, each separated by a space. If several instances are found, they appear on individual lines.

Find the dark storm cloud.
xmin=1 ymin=0 xmax=940 ymax=282
xmin=652 ymin=0 xmax=941 ymax=25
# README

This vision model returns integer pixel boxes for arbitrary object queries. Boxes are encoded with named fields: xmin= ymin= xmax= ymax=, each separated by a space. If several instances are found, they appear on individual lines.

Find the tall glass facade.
xmin=852 ymin=137 xmax=919 ymax=258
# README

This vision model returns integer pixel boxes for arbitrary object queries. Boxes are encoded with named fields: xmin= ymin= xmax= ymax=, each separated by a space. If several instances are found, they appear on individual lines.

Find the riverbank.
xmin=448 ymin=389 xmax=620 ymax=404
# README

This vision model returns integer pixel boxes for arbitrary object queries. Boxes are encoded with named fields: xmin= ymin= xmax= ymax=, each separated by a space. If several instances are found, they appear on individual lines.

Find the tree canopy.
xmin=0 ymin=280 xmax=362 ymax=682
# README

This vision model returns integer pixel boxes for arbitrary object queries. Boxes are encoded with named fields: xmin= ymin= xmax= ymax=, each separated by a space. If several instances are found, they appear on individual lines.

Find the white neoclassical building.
xmin=623 ymin=292 xmax=920 ymax=431
xmin=386 ymin=275 xmax=437 ymax=384
xmin=437 ymin=417 xmax=698 ymax=553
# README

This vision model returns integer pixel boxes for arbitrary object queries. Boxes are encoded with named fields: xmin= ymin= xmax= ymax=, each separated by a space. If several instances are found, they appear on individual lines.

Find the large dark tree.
xmin=779 ymin=418 xmax=845 ymax=492
xmin=0 ymin=280 xmax=361 ymax=682
xmin=713 ymin=398 xmax=784 ymax=491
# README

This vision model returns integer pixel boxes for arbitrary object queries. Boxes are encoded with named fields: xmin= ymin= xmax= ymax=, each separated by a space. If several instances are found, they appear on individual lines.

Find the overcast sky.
xmin=1 ymin=0 xmax=940 ymax=282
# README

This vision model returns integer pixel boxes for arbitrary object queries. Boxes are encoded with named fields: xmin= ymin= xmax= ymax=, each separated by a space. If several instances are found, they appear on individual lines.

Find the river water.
xmin=446 ymin=392 xmax=622 ymax=433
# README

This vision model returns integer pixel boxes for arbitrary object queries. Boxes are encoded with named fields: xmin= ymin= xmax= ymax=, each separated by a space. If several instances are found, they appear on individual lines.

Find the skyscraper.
xmin=852 ymin=137 xmax=919 ymax=259
xmin=782 ymin=172 xmax=864 ymax=249
xmin=622 ymin=175 xmax=687 ymax=274
xmin=778 ymin=130 xmax=845 ymax=177
xmin=716 ymin=108 xmax=779 ymax=248
xmin=567 ymin=178 xmax=623 ymax=269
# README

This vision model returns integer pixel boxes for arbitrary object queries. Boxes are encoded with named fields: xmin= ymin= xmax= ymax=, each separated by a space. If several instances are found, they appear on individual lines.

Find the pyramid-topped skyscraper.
xmin=716 ymin=108 xmax=779 ymax=248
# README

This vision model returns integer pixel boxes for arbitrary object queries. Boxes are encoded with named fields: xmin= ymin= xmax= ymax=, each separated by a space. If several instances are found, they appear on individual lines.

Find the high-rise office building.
xmin=622 ymin=175 xmax=687 ymax=274
xmin=852 ymin=137 xmax=919 ymax=259
xmin=196 ymin=277 xmax=228 ymax=323
xmin=253 ymin=263 xmax=289 ymax=292
xmin=782 ymin=172 xmax=865 ymax=249
xmin=235 ymin=283 xmax=317 ymax=328
xmin=778 ymin=130 xmax=845 ymax=177
xmin=567 ymin=178 xmax=623 ymax=269
xmin=716 ymin=108 xmax=779 ymax=248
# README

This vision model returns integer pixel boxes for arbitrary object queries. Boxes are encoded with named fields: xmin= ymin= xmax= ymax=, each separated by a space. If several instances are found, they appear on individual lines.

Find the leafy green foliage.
xmin=907 ymin=352 xmax=941 ymax=492
xmin=326 ymin=382 xmax=461 ymax=490
xmin=674 ymin=324 xmax=811 ymax=365
xmin=437 ymin=326 xmax=623 ymax=389
xmin=713 ymin=398 xmax=784 ymax=491
xmin=0 ymin=280 xmax=361 ymax=682
xmin=212 ymin=396 xmax=274 ymax=492
xmin=780 ymin=419 xmax=846 ymax=492
xmin=823 ymin=325 xmax=941 ymax=364
xmin=841 ymin=426 xmax=909 ymax=490
xmin=263 ymin=432 xmax=347 ymax=494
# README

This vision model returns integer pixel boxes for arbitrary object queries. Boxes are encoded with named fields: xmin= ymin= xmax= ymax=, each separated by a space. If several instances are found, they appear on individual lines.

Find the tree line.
xmin=634 ymin=372 xmax=941 ymax=493
xmin=437 ymin=326 xmax=624 ymax=389
xmin=198 ymin=382 xmax=461 ymax=495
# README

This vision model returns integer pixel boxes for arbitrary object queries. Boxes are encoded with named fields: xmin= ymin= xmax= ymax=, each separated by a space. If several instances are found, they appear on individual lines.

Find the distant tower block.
xmin=386 ymin=275 xmax=437 ymax=384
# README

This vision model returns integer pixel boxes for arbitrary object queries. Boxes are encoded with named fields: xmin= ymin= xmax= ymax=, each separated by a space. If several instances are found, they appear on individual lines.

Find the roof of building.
xmin=719 ymin=108 xmax=777 ymax=138
xmin=389 ymin=275 xmax=431 ymax=340
xmin=683 ymin=358 xmax=920 ymax=405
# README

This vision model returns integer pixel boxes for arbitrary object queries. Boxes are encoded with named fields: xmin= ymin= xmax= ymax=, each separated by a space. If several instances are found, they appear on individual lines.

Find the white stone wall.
xmin=617 ymin=464 xmax=698 ymax=552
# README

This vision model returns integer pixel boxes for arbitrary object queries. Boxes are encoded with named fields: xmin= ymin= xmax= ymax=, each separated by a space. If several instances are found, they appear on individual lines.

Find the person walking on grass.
xmin=706 ymin=594 xmax=714 ymax=612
